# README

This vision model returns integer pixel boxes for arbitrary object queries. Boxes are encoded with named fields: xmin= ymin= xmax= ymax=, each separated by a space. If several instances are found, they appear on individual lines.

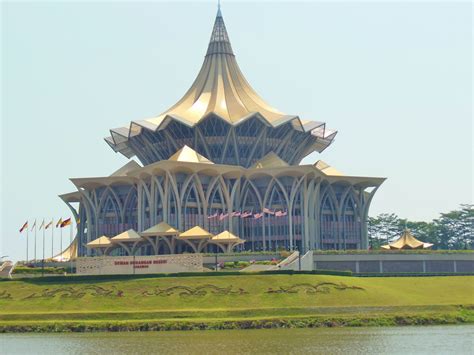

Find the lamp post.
xmin=297 ymin=245 xmax=301 ymax=271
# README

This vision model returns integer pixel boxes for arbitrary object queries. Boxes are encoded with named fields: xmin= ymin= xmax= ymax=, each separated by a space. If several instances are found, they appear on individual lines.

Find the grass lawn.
xmin=0 ymin=274 xmax=473 ymax=331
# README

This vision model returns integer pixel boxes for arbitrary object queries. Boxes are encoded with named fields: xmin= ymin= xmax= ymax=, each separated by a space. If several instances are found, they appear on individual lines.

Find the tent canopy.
xmin=179 ymin=226 xmax=213 ymax=239
xmin=111 ymin=229 xmax=143 ymax=242
xmin=211 ymin=230 xmax=244 ymax=243
xmin=86 ymin=236 xmax=112 ymax=247
xmin=141 ymin=222 xmax=179 ymax=237
xmin=381 ymin=229 xmax=433 ymax=250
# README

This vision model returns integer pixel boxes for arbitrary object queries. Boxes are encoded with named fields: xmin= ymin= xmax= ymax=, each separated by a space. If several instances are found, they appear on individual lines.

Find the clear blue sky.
xmin=1 ymin=1 xmax=472 ymax=261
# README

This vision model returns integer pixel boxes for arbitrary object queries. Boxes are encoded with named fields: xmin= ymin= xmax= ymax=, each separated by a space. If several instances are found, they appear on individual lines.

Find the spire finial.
xmin=217 ymin=0 xmax=222 ymax=17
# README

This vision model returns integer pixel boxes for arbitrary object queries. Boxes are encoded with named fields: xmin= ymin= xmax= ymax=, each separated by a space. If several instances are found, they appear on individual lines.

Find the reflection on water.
xmin=1 ymin=325 xmax=473 ymax=354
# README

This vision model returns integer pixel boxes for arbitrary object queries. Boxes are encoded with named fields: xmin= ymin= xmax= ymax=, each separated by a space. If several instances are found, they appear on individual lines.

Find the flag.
xmin=241 ymin=211 xmax=252 ymax=218
xmin=219 ymin=213 xmax=228 ymax=221
xmin=39 ymin=219 xmax=45 ymax=230
xmin=60 ymin=218 xmax=72 ymax=228
xmin=254 ymin=212 xmax=263 ymax=219
xmin=45 ymin=220 xmax=53 ymax=230
xmin=19 ymin=221 xmax=28 ymax=233
xmin=263 ymin=207 xmax=275 ymax=215
xmin=207 ymin=212 xmax=218 ymax=219
xmin=56 ymin=218 xmax=63 ymax=228
xmin=30 ymin=220 xmax=36 ymax=231
xmin=231 ymin=211 xmax=241 ymax=217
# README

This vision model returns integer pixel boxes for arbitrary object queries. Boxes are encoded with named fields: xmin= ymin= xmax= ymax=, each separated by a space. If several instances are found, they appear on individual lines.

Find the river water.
xmin=1 ymin=325 xmax=473 ymax=354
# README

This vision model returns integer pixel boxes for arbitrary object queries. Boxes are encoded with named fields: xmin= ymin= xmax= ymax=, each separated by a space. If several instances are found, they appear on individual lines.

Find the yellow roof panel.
xmin=382 ymin=230 xmax=433 ymax=250
xmin=111 ymin=229 xmax=143 ymax=242
xmin=86 ymin=236 xmax=113 ymax=247
xmin=179 ymin=226 xmax=213 ymax=239
xmin=141 ymin=222 xmax=179 ymax=236
xmin=168 ymin=145 xmax=214 ymax=164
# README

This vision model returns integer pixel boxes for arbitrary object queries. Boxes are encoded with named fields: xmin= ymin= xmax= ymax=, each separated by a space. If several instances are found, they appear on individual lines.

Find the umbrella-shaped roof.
xmin=179 ymin=226 xmax=213 ymax=239
xmin=86 ymin=236 xmax=113 ymax=247
xmin=168 ymin=145 xmax=214 ymax=164
xmin=211 ymin=230 xmax=244 ymax=243
xmin=141 ymin=222 xmax=179 ymax=237
xmin=381 ymin=230 xmax=433 ymax=250
xmin=111 ymin=229 xmax=143 ymax=243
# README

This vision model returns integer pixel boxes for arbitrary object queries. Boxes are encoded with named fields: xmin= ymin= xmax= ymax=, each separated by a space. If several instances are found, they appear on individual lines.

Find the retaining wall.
xmin=313 ymin=253 xmax=474 ymax=274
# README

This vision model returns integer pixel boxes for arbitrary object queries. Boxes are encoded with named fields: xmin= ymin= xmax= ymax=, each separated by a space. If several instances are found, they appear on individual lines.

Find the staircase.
xmin=0 ymin=261 xmax=14 ymax=279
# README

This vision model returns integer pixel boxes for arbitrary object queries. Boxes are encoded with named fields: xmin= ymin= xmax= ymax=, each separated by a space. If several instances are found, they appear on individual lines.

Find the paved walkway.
xmin=0 ymin=261 xmax=14 ymax=278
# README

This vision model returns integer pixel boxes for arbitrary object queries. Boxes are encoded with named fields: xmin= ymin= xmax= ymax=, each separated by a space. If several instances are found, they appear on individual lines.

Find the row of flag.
xmin=207 ymin=208 xmax=288 ymax=220
xmin=19 ymin=218 xmax=78 ymax=233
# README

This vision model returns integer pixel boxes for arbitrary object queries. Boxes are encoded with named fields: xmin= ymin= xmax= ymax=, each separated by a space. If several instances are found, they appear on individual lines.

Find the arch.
xmin=262 ymin=178 xmax=290 ymax=251
xmin=340 ymin=189 xmax=362 ymax=250
xmin=207 ymin=179 xmax=228 ymax=234
xmin=97 ymin=187 xmax=123 ymax=237
xmin=122 ymin=186 xmax=138 ymax=232
xmin=319 ymin=184 xmax=339 ymax=250
xmin=240 ymin=179 xmax=264 ymax=251
xmin=181 ymin=179 xmax=205 ymax=231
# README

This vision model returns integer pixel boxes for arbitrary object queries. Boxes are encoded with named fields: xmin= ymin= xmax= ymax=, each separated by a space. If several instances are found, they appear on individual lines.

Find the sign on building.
xmin=76 ymin=254 xmax=203 ymax=275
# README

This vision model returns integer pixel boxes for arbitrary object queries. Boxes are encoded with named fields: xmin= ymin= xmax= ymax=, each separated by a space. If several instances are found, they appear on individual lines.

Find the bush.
xmin=13 ymin=266 xmax=67 ymax=275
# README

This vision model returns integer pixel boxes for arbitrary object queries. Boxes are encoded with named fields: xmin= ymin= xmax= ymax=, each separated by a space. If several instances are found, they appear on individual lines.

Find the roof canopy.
xmin=141 ymin=222 xmax=179 ymax=237
xmin=251 ymin=152 xmax=289 ymax=169
xmin=168 ymin=146 xmax=214 ymax=164
xmin=212 ymin=230 xmax=244 ymax=243
xmin=314 ymin=160 xmax=343 ymax=176
xmin=381 ymin=230 xmax=433 ymax=250
xmin=105 ymin=7 xmax=338 ymax=164
xmin=179 ymin=226 xmax=213 ymax=239
xmin=86 ymin=236 xmax=113 ymax=247
xmin=111 ymin=229 xmax=143 ymax=243
xmin=143 ymin=8 xmax=288 ymax=126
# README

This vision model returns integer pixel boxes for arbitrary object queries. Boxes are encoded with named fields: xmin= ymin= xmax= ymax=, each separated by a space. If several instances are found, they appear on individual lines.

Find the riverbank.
xmin=0 ymin=274 xmax=472 ymax=332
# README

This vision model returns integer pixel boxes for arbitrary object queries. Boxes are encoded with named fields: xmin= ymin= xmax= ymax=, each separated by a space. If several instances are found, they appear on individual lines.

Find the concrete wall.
xmin=313 ymin=253 xmax=474 ymax=274
xmin=77 ymin=254 xmax=203 ymax=275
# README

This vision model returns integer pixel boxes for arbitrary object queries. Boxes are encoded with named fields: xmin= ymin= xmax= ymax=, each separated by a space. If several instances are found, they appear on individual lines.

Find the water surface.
xmin=1 ymin=325 xmax=473 ymax=354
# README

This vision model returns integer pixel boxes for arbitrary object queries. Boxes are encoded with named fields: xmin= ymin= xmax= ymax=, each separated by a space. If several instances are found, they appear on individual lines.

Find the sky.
xmin=1 ymin=1 xmax=472 ymax=261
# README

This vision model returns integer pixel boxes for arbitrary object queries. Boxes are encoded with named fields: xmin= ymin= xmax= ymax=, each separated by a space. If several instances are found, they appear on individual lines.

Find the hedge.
xmin=0 ymin=269 xmax=352 ymax=283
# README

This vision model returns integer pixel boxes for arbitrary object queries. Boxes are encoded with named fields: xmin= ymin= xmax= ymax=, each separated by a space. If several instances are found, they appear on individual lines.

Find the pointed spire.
xmin=206 ymin=2 xmax=234 ymax=56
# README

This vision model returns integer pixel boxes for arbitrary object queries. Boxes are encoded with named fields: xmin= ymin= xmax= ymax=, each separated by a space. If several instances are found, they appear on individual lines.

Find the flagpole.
xmin=60 ymin=224 xmax=63 ymax=263
xmin=42 ymin=220 xmax=45 ymax=277
xmin=34 ymin=220 xmax=37 ymax=264
xmin=26 ymin=226 xmax=29 ymax=264
xmin=51 ymin=219 xmax=54 ymax=260
xmin=70 ymin=221 xmax=73 ymax=274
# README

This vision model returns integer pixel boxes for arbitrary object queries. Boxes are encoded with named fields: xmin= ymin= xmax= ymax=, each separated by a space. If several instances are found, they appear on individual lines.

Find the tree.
xmin=369 ymin=204 xmax=473 ymax=250
xmin=368 ymin=213 xmax=402 ymax=248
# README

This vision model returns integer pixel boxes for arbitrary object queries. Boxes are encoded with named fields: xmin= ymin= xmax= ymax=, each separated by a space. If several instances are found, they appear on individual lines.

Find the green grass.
xmin=0 ymin=274 xmax=472 ymax=332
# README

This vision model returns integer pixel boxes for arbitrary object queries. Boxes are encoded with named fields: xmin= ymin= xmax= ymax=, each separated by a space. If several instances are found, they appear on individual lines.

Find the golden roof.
xmin=251 ymin=152 xmax=289 ymax=169
xmin=86 ymin=236 xmax=113 ymax=247
xmin=381 ymin=230 xmax=433 ymax=250
xmin=106 ymin=7 xmax=339 ymax=160
xmin=110 ymin=160 xmax=141 ymax=177
xmin=111 ymin=229 xmax=143 ymax=242
xmin=168 ymin=145 xmax=214 ymax=164
xmin=141 ymin=10 xmax=289 ymax=127
xmin=179 ymin=226 xmax=213 ymax=239
xmin=212 ymin=230 xmax=244 ymax=243
xmin=314 ymin=160 xmax=343 ymax=176
xmin=141 ymin=222 xmax=179 ymax=237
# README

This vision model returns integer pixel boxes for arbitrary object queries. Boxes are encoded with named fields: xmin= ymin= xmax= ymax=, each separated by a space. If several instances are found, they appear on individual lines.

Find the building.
xmin=60 ymin=6 xmax=385 ymax=257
